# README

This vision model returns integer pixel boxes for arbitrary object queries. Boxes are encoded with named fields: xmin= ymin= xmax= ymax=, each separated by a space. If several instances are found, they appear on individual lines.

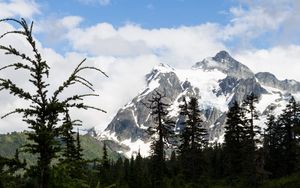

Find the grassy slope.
xmin=0 ymin=131 xmax=121 ymax=165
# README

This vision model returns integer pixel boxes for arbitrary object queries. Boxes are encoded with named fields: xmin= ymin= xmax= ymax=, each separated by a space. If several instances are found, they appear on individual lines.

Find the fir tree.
xmin=178 ymin=97 xmax=208 ymax=181
xmin=60 ymin=111 xmax=77 ymax=163
xmin=241 ymin=93 xmax=261 ymax=185
xmin=75 ymin=128 xmax=83 ymax=161
xmin=0 ymin=18 xmax=107 ymax=188
xmin=100 ymin=143 xmax=111 ymax=186
xmin=242 ymin=92 xmax=261 ymax=146
xmin=186 ymin=97 xmax=208 ymax=150
xmin=178 ymin=96 xmax=190 ymax=156
xmin=264 ymin=114 xmax=285 ymax=178
xmin=278 ymin=96 xmax=300 ymax=175
xmin=143 ymin=90 xmax=175 ymax=188
xmin=224 ymin=101 xmax=246 ymax=181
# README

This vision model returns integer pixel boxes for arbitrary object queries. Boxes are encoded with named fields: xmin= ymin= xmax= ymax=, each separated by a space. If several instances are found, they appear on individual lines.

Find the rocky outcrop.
xmin=255 ymin=72 xmax=300 ymax=93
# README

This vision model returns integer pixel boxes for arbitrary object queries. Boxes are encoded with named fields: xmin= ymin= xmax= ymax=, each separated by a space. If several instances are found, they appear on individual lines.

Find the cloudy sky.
xmin=0 ymin=0 xmax=300 ymax=133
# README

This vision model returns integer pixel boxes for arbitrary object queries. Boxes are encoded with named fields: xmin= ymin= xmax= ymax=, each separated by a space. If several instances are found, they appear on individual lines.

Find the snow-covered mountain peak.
xmin=97 ymin=51 xmax=300 ymax=158
xmin=193 ymin=51 xmax=254 ymax=79
xmin=213 ymin=50 xmax=236 ymax=63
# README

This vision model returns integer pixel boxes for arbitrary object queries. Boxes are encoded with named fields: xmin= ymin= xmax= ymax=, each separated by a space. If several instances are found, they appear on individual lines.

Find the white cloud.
xmin=59 ymin=16 xmax=83 ymax=29
xmin=35 ymin=16 xmax=84 ymax=46
xmin=0 ymin=0 xmax=39 ymax=18
xmin=66 ymin=22 xmax=226 ymax=68
xmin=234 ymin=45 xmax=300 ymax=81
xmin=223 ymin=0 xmax=300 ymax=46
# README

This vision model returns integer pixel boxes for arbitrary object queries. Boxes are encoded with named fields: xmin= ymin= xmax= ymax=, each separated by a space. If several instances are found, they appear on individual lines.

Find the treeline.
xmin=3 ymin=91 xmax=299 ymax=188
xmin=90 ymin=92 xmax=300 ymax=188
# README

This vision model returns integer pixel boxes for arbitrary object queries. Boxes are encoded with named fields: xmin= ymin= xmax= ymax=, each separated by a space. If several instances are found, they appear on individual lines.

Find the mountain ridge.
xmin=97 ymin=50 xmax=300 ymax=157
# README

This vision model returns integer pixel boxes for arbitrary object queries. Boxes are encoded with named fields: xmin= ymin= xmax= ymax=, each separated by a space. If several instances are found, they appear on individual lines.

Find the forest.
xmin=0 ymin=18 xmax=300 ymax=188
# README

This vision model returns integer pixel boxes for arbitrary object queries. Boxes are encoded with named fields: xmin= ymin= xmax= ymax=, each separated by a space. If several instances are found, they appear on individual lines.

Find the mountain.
xmin=98 ymin=51 xmax=300 ymax=158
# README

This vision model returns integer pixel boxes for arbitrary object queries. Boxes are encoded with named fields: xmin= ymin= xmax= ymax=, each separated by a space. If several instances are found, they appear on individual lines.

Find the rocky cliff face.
xmin=98 ymin=51 xmax=300 ymax=157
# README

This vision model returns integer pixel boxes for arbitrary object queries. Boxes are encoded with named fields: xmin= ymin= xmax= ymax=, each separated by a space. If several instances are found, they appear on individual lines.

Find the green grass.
xmin=0 ymin=131 xmax=122 ymax=165
xmin=261 ymin=173 xmax=300 ymax=188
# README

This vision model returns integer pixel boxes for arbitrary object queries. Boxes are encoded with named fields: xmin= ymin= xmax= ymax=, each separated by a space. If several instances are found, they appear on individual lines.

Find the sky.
xmin=1 ymin=0 xmax=300 ymax=133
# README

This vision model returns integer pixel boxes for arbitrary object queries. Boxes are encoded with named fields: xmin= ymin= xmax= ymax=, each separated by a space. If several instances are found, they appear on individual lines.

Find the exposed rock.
xmin=98 ymin=51 xmax=299 ymax=157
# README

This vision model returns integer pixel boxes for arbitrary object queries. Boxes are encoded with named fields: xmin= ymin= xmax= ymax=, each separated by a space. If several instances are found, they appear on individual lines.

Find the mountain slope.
xmin=98 ymin=51 xmax=300 ymax=157
xmin=0 ymin=131 xmax=122 ymax=165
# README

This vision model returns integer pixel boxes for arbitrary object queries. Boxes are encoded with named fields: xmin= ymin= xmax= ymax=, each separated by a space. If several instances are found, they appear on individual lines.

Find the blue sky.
xmin=35 ymin=0 xmax=237 ymax=53
xmin=1 ymin=0 xmax=300 ymax=133
xmin=40 ymin=0 xmax=233 ymax=28
xmin=29 ymin=0 xmax=300 ymax=54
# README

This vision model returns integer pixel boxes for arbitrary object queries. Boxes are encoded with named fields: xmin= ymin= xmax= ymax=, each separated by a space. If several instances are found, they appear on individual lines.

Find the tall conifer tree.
xmin=0 ymin=18 xmax=107 ymax=188
xmin=224 ymin=101 xmax=246 ymax=180
xmin=144 ymin=90 xmax=175 ymax=188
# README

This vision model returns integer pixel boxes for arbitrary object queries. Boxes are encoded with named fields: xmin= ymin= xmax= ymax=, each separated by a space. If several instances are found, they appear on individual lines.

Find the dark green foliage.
xmin=241 ymin=93 xmax=261 ymax=185
xmin=0 ymin=150 xmax=26 ymax=188
xmin=0 ymin=18 xmax=107 ymax=187
xmin=264 ymin=97 xmax=300 ymax=178
xmin=143 ymin=90 xmax=175 ymax=187
xmin=99 ymin=143 xmax=111 ymax=186
xmin=224 ymin=101 xmax=245 ymax=179
xmin=178 ymin=97 xmax=208 ymax=181
xmin=264 ymin=114 xmax=285 ymax=178
xmin=224 ymin=93 xmax=263 ymax=186
xmin=279 ymin=97 xmax=300 ymax=175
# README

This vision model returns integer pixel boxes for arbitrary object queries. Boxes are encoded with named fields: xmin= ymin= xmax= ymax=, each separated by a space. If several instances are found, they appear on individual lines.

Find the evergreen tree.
xmin=241 ymin=93 xmax=261 ymax=185
xmin=178 ymin=97 xmax=190 ymax=156
xmin=224 ymin=101 xmax=246 ymax=181
xmin=0 ymin=150 xmax=26 ymax=188
xmin=123 ymin=158 xmax=130 ymax=185
xmin=187 ymin=97 xmax=208 ymax=150
xmin=100 ymin=143 xmax=111 ymax=186
xmin=144 ymin=90 xmax=175 ymax=188
xmin=75 ymin=128 xmax=83 ymax=161
xmin=242 ymin=93 xmax=261 ymax=145
xmin=178 ymin=97 xmax=208 ymax=181
xmin=278 ymin=96 xmax=300 ymax=175
xmin=60 ymin=111 xmax=77 ymax=163
xmin=264 ymin=114 xmax=285 ymax=178
xmin=0 ymin=18 xmax=107 ymax=188
xmin=207 ymin=144 xmax=224 ymax=179
xmin=128 ymin=155 xmax=136 ymax=188
xmin=134 ymin=150 xmax=148 ymax=188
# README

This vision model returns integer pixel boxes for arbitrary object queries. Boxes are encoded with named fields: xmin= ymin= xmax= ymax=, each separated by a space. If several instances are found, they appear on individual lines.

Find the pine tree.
xmin=128 ymin=155 xmax=136 ymax=188
xmin=241 ymin=93 xmax=261 ymax=185
xmin=224 ymin=101 xmax=246 ymax=181
xmin=178 ymin=97 xmax=208 ymax=181
xmin=75 ymin=128 xmax=83 ymax=161
xmin=187 ymin=97 xmax=208 ymax=151
xmin=123 ymin=158 xmax=130 ymax=185
xmin=143 ymin=90 xmax=175 ymax=188
xmin=178 ymin=97 xmax=190 ymax=156
xmin=100 ymin=143 xmax=111 ymax=186
xmin=0 ymin=18 xmax=107 ymax=188
xmin=264 ymin=114 xmax=285 ymax=178
xmin=60 ymin=111 xmax=77 ymax=163
xmin=242 ymin=93 xmax=261 ymax=146
xmin=278 ymin=96 xmax=300 ymax=175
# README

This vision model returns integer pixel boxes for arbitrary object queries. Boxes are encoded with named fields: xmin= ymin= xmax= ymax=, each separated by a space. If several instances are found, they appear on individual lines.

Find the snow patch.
xmin=120 ymin=138 xmax=151 ymax=158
